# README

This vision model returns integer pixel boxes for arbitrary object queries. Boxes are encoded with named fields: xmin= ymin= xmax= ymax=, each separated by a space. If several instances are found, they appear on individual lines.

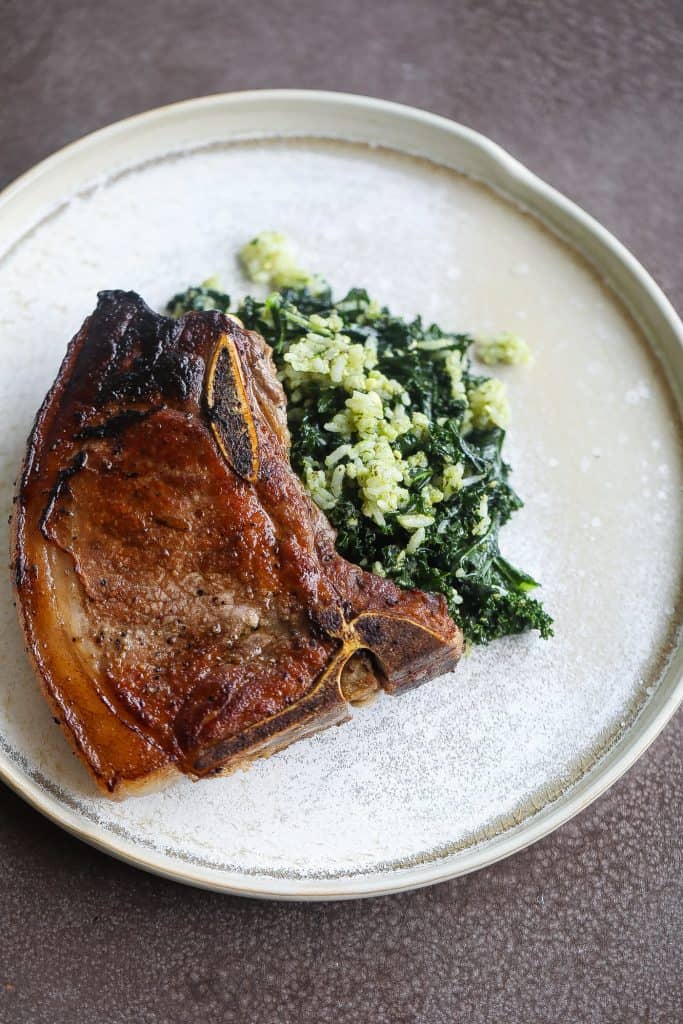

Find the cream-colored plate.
xmin=0 ymin=91 xmax=681 ymax=899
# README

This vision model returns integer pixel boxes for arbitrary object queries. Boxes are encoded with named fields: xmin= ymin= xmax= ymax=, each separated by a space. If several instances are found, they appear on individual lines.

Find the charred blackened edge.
xmin=38 ymin=449 xmax=88 ymax=540
xmin=10 ymin=310 xmax=94 ymax=594
xmin=92 ymin=292 xmax=204 ymax=406
xmin=74 ymin=406 xmax=159 ymax=440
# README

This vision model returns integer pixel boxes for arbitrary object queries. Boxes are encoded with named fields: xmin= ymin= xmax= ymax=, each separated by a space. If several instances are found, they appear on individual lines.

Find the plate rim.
xmin=1 ymin=88 xmax=681 ymax=900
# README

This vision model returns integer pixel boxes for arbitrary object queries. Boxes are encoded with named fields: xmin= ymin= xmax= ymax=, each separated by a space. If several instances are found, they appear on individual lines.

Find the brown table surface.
xmin=1 ymin=1 xmax=681 ymax=1021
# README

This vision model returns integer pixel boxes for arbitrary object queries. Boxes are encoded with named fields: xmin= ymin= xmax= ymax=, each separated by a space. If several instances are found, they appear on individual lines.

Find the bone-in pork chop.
xmin=11 ymin=292 xmax=462 ymax=795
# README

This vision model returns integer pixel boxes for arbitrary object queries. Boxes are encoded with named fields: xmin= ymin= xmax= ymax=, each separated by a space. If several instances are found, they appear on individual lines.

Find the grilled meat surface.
xmin=11 ymin=292 xmax=463 ymax=795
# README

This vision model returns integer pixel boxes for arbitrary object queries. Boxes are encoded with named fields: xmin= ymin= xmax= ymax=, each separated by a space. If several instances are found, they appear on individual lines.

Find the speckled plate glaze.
xmin=0 ymin=92 xmax=681 ymax=899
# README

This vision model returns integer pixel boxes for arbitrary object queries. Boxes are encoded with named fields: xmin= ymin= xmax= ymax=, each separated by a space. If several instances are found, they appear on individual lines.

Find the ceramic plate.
xmin=0 ymin=91 xmax=681 ymax=899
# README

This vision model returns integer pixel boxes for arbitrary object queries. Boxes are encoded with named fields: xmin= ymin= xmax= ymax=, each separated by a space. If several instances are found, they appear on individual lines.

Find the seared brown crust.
xmin=11 ymin=291 xmax=463 ymax=795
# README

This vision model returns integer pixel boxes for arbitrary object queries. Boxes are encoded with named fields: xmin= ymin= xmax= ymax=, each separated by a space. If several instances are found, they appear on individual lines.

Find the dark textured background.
xmin=1 ymin=1 xmax=681 ymax=1021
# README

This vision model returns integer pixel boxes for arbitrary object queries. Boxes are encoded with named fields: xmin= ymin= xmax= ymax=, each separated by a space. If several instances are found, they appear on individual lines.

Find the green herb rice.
xmin=167 ymin=232 xmax=553 ymax=645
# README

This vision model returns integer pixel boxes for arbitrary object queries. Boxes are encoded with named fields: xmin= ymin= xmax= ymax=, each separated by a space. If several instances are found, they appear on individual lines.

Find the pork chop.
xmin=11 ymin=291 xmax=463 ymax=795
